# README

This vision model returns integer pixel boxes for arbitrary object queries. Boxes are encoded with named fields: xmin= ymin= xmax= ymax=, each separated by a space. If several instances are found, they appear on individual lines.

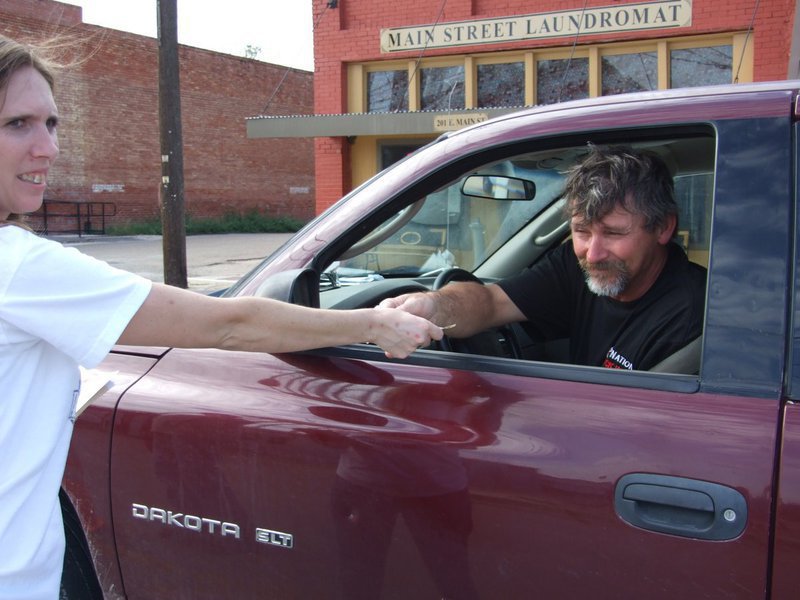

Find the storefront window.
xmin=537 ymin=58 xmax=589 ymax=105
xmin=367 ymin=70 xmax=408 ymax=112
xmin=356 ymin=36 xmax=746 ymax=113
xmin=380 ymin=143 xmax=425 ymax=170
xmin=420 ymin=65 xmax=465 ymax=110
xmin=477 ymin=62 xmax=525 ymax=107
xmin=602 ymin=52 xmax=657 ymax=95
xmin=670 ymin=45 xmax=732 ymax=88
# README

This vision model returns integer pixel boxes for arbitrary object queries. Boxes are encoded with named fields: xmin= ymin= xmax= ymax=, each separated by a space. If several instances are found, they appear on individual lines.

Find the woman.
xmin=0 ymin=34 xmax=442 ymax=600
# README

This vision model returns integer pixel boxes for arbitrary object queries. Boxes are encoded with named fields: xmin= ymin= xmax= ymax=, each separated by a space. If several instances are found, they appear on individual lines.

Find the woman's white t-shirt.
xmin=0 ymin=226 xmax=152 ymax=600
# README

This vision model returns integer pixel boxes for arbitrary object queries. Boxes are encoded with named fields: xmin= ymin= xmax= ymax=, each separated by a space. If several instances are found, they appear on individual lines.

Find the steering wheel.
xmin=432 ymin=268 xmax=522 ymax=358
xmin=433 ymin=267 xmax=480 ymax=290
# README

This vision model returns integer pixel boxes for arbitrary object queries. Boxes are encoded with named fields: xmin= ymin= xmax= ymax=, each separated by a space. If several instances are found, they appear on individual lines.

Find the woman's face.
xmin=0 ymin=66 xmax=59 ymax=220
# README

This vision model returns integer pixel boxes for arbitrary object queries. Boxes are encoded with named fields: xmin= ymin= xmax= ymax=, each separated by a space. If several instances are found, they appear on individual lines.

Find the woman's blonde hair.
xmin=0 ymin=35 xmax=57 ymax=93
xmin=0 ymin=35 xmax=59 ymax=227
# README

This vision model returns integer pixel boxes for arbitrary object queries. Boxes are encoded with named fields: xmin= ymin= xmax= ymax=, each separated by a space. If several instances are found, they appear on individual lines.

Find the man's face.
xmin=0 ymin=66 xmax=59 ymax=221
xmin=570 ymin=202 xmax=674 ymax=301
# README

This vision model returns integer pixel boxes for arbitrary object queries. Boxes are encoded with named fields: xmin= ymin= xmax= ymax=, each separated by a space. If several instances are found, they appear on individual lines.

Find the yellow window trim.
xmin=351 ymin=32 xmax=753 ymax=111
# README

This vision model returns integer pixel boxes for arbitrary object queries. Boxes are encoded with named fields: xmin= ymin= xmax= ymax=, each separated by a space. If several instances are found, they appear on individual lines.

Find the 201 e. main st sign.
xmin=380 ymin=0 xmax=692 ymax=53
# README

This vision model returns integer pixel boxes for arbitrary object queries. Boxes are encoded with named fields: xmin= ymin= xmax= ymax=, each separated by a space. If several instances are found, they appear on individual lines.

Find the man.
xmin=380 ymin=145 xmax=707 ymax=371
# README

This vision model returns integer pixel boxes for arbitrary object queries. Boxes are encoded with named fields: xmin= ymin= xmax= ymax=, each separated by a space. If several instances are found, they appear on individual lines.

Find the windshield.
xmin=325 ymin=163 xmax=565 ymax=286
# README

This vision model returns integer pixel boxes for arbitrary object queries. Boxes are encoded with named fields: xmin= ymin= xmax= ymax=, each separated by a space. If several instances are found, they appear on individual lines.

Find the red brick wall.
xmin=312 ymin=0 xmax=795 ymax=213
xmin=2 ymin=0 xmax=315 ymax=229
xmin=316 ymin=0 xmax=793 ymax=67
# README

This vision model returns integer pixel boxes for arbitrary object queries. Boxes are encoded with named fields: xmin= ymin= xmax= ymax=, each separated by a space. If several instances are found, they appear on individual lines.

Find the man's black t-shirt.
xmin=497 ymin=242 xmax=706 ymax=371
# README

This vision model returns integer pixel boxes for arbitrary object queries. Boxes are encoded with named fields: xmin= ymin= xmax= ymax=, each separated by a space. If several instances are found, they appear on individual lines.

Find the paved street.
xmin=54 ymin=233 xmax=296 ymax=293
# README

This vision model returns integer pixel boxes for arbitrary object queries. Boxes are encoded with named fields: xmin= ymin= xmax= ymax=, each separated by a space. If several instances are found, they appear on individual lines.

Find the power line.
xmin=261 ymin=1 xmax=332 ymax=114
xmin=734 ymin=0 xmax=761 ymax=83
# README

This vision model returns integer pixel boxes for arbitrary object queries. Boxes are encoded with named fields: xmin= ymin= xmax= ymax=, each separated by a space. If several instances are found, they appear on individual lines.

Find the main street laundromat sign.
xmin=380 ymin=0 xmax=691 ymax=53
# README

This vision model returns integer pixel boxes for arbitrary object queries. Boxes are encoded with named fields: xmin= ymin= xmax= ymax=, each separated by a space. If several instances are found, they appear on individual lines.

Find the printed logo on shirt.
xmin=603 ymin=346 xmax=634 ymax=370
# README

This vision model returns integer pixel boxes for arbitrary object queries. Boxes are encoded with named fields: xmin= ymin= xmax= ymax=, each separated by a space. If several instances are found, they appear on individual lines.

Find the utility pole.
xmin=157 ymin=0 xmax=188 ymax=287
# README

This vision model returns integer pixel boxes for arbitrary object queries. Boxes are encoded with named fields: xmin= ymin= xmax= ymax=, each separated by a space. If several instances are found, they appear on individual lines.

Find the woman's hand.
xmin=368 ymin=306 xmax=444 ymax=358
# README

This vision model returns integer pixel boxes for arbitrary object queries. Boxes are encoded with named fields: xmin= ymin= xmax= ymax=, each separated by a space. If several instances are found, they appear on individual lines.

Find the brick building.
xmin=2 ymin=0 xmax=315 ymax=231
xmin=248 ymin=0 xmax=798 ymax=215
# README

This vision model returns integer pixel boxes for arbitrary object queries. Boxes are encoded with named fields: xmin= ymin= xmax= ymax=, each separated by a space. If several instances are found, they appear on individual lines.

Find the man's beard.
xmin=579 ymin=258 xmax=630 ymax=297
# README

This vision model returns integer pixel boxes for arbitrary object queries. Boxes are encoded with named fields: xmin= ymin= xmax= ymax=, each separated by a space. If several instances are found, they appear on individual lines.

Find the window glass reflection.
xmin=477 ymin=62 xmax=525 ymax=107
xmin=602 ymin=52 xmax=657 ymax=95
xmin=421 ymin=66 xmax=465 ymax=110
xmin=368 ymin=70 xmax=409 ymax=113
xmin=670 ymin=45 xmax=732 ymax=88
xmin=536 ymin=58 xmax=589 ymax=104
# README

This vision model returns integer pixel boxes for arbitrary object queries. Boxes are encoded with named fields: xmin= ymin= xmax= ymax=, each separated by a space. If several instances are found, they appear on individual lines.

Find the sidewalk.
xmin=56 ymin=233 xmax=295 ymax=293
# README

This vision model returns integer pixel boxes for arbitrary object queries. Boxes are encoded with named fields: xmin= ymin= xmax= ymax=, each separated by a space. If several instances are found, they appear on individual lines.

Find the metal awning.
xmin=245 ymin=107 xmax=523 ymax=138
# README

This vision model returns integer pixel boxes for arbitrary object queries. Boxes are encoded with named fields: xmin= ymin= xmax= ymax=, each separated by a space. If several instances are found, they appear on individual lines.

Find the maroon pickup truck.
xmin=62 ymin=81 xmax=800 ymax=599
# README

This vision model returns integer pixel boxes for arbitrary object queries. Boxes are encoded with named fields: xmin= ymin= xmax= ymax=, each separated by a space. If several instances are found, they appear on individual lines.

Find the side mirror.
xmin=255 ymin=268 xmax=320 ymax=307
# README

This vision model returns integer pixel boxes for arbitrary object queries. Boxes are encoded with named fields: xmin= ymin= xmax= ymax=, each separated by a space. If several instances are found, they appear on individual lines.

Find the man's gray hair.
xmin=564 ymin=145 xmax=677 ymax=232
